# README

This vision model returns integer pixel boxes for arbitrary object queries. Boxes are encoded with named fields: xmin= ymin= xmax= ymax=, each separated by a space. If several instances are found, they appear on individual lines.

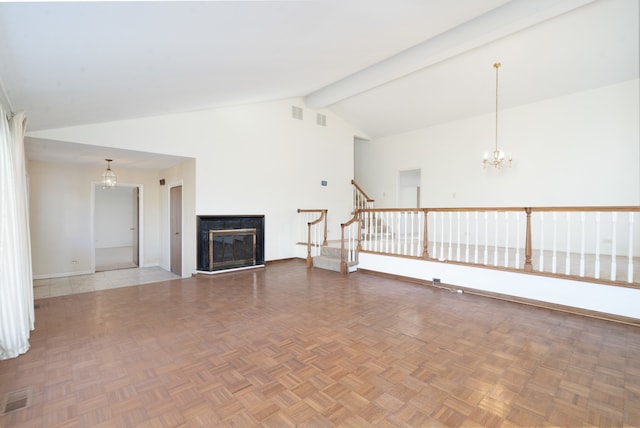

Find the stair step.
xmin=321 ymin=246 xmax=343 ymax=258
xmin=312 ymin=255 xmax=342 ymax=272
xmin=312 ymin=254 xmax=358 ymax=273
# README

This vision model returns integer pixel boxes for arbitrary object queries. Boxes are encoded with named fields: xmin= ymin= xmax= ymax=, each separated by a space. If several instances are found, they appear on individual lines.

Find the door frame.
xmin=396 ymin=168 xmax=422 ymax=208
xmin=90 ymin=182 xmax=144 ymax=273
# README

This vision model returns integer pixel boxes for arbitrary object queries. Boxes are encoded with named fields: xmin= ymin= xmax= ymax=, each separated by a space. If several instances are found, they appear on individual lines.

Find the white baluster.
xmin=352 ymin=221 xmax=356 ymax=262
xmin=385 ymin=211 xmax=390 ymax=253
xmin=347 ymin=222 xmax=352 ymax=262
xmin=371 ymin=212 xmax=380 ymax=252
xmin=595 ymin=212 xmax=601 ymax=279
xmin=410 ymin=211 xmax=415 ymax=256
xmin=440 ymin=212 xmax=445 ymax=260
xmin=456 ymin=212 xmax=461 ymax=262
xmin=401 ymin=211 xmax=405 ymax=255
xmin=313 ymin=220 xmax=318 ymax=256
xmin=565 ymin=212 xmax=571 ymax=275
xmin=610 ymin=212 xmax=617 ymax=281
xmin=417 ymin=211 xmax=423 ymax=257
xmin=539 ymin=213 xmax=545 ymax=272
xmin=628 ymin=212 xmax=634 ymax=283
xmin=493 ymin=211 xmax=499 ymax=266
xmin=402 ymin=212 xmax=409 ymax=255
xmin=484 ymin=211 xmax=489 ymax=265
xmin=552 ymin=212 xmax=557 ymax=274
xmin=474 ymin=211 xmax=479 ymax=264
xmin=579 ymin=212 xmax=585 ymax=277
xmin=515 ymin=211 xmax=521 ymax=268
xmin=396 ymin=213 xmax=402 ymax=254
xmin=363 ymin=212 xmax=369 ymax=251
xmin=353 ymin=186 xmax=356 ymax=211
xmin=432 ymin=212 xmax=438 ymax=259
xmin=391 ymin=211 xmax=396 ymax=254
xmin=448 ymin=212 xmax=453 ymax=261
xmin=402 ymin=211 xmax=406 ymax=256
xmin=504 ymin=212 xmax=509 ymax=268
xmin=465 ymin=212 xmax=470 ymax=263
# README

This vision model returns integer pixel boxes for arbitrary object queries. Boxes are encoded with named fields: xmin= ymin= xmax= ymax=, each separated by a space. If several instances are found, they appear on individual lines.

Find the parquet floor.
xmin=1 ymin=260 xmax=639 ymax=427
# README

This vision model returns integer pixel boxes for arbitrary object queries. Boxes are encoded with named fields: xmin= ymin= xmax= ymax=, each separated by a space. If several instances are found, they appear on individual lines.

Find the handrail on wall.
xmin=351 ymin=179 xmax=374 ymax=203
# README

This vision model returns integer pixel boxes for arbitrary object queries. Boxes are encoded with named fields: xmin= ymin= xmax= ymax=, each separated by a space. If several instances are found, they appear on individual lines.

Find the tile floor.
xmin=33 ymin=267 xmax=181 ymax=299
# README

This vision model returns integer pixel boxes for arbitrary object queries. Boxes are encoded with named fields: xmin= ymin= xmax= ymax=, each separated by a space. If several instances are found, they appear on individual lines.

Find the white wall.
xmin=356 ymin=79 xmax=640 ymax=208
xmin=29 ymin=160 xmax=163 ymax=278
xmin=359 ymin=253 xmax=640 ymax=320
xmin=29 ymin=98 xmax=360 ymax=266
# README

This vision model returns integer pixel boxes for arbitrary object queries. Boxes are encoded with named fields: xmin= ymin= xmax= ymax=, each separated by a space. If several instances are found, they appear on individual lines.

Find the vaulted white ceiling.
xmin=0 ymin=0 xmax=637 ymax=165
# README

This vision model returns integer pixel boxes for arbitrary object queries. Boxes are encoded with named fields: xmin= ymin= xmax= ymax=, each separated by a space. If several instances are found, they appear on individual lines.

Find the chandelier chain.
xmin=483 ymin=61 xmax=511 ymax=169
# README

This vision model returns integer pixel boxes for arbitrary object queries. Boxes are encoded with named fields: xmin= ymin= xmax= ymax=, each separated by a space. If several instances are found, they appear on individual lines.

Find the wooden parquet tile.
xmin=1 ymin=259 xmax=639 ymax=427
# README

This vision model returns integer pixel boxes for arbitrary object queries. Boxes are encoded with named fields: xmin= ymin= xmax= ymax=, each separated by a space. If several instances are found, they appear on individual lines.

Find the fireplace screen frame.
xmin=208 ymin=228 xmax=257 ymax=270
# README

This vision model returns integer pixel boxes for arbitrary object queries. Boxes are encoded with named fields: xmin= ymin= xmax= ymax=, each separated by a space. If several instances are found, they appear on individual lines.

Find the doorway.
xmin=397 ymin=169 xmax=421 ymax=208
xmin=170 ymin=185 xmax=182 ymax=276
xmin=94 ymin=185 xmax=140 ymax=271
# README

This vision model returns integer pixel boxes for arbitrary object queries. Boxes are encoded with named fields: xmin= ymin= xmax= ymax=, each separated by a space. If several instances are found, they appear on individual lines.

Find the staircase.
xmin=298 ymin=180 xmax=373 ymax=274
xmin=312 ymin=244 xmax=358 ymax=273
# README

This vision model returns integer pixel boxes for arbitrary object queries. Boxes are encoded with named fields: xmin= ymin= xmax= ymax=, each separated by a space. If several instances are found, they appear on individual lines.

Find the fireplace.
xmin=197 ymin=215 xmax=265 ymax=272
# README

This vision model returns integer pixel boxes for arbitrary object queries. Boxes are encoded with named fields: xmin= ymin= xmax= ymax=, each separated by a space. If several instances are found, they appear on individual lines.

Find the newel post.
xmin=340 ymin=223 xmax=347 ymax=274
xmin=306 ymin=222 xmax=313 ymax=268
xmin=422 ymin=209 xmax=429 ymax=258
xmin=322 ymin=209 xmax=328 ymax=246
xmin=524 ymin=207 xmax=533 ymax=272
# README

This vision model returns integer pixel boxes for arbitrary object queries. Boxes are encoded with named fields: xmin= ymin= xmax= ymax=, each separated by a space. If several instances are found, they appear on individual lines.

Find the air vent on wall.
xmin=316 ymin=113 xmax=327 ymax=127
xmin=291 ymin=106 xmax=303 ymax=120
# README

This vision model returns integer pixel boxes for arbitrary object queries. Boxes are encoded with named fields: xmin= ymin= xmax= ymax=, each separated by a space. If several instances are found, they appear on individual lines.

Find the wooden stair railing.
xmin=350 ymin=206 xmax=640 ymax=285
xmin=340 ymin=211 xmax=360 ymax=274
xmin=351 ymin=179 xmax=374 ymax=212
xmin=297 ymin=209 xmax=327 ymax=268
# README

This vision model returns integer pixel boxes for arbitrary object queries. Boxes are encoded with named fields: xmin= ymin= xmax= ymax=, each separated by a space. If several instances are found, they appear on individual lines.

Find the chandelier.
xmin=483 ymin=62 xmax=512 ymax=169
xmin=102 ymin=159 xmax=117 ymax=189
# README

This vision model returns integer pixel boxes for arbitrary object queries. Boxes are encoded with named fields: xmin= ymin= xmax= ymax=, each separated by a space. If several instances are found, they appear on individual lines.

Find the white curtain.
xmin=0 ymin=105 xmax=34 ymax=360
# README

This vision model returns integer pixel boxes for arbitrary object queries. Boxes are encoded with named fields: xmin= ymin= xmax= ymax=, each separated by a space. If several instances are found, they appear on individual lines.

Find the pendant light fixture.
xmin=483 ymin=62 xmax=512 ymax=169
xmin=102 ymin=159 xmax=117 ymax=189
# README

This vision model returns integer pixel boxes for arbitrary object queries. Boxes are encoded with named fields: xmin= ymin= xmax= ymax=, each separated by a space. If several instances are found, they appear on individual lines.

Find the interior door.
xmin=170 ymin=185 xmax=182 ymax=276
xmin=132 ymin=187 xmax=139 ymax=266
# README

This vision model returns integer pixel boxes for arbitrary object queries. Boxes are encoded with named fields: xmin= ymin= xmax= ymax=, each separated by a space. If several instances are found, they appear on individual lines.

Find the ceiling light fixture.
xmin=483 ymin=62 xmax=512 ymax=169
xmin=102 ymin=159 xmax=117 ymax=189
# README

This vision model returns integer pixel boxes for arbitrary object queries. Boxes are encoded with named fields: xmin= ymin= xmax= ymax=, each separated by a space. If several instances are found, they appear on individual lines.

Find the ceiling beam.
xmin=304 ymin=0 xmax=596 ymax=109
